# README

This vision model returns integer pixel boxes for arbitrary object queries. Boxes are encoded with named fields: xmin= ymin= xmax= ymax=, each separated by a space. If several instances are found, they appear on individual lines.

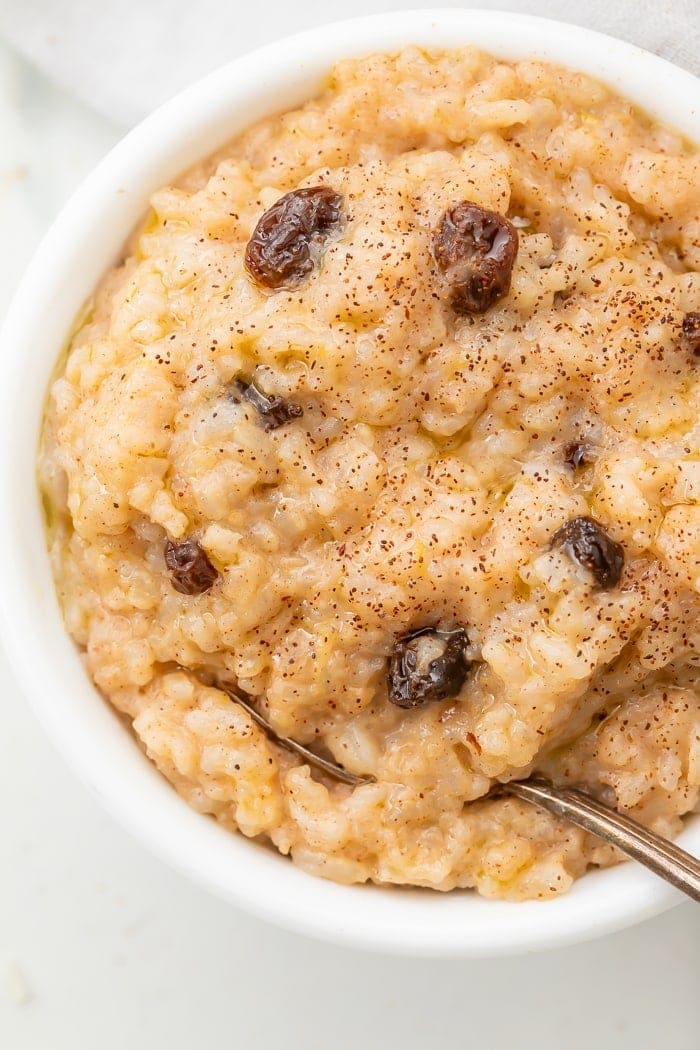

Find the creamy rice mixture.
xmin=40 ymin=48 xmax=700 ymax=898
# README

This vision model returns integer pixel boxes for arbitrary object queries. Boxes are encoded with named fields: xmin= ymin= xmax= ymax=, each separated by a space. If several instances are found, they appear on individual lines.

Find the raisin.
xmin=388 ymin=626 xmax=471 ymax=708
xmin=230 ymin=379 xmax=303 ymax=431
xmin=244 ymin=186 xmax=343 ymax=289
xmin=564 ymin=441 xmax=591 ymax=469
xmin=681 ymin=311 xmax=700 ymax=356
xmin=550 ymin=516 xmax=624 ymax=590
xmin=164 ymin=538 xmax=218 ymax=595
xmin=432 ymin=201 xmax=518 ymax=313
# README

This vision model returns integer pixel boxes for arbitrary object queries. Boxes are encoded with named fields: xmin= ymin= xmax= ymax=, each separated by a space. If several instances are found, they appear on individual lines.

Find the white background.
xmin=0 ymin=19 xmax=699 ymax=1050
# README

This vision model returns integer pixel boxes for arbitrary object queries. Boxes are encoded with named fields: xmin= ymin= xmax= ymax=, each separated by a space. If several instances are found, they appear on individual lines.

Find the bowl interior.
xmin=1 ymin=8 xmax=698 ymax=956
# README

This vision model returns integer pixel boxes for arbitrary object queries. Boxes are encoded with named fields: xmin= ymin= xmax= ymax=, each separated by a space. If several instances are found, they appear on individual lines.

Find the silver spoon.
xmin=220 ymin=683 xmax=372 ymax=787
xmin=497 ymin=777 xmax=700 ymax=902
xmin=221 ymin=684 xmax=700 ymax=902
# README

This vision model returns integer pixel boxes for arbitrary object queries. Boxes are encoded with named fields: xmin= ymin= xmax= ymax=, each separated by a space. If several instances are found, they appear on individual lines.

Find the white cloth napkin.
xmin=0 ymin=0 xmax=697 ymax=126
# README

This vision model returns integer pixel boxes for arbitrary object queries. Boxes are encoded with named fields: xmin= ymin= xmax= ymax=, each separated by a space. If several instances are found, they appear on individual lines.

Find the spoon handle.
xmin=220 ymin=683 xmax=373 ymax=786
xmin=501 ymin=778 xmax=700 ymax=903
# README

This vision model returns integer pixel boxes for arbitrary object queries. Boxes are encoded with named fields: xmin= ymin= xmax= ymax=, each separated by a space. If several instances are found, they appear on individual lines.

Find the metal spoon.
xmin=497 ymin=777 xmax=700 ymax=903
xmin=220 ymin=683 xmax=373 ymax=787
xmin=222 ymin=684 xmax=700 ymax=902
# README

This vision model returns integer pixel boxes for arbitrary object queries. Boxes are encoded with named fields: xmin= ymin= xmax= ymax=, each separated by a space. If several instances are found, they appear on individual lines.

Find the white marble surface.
xmin=0 ymin=39 xmax=699 ymax=1050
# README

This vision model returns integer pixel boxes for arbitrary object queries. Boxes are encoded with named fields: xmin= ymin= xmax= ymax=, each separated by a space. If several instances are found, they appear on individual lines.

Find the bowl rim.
xmin=0 ymin=7 xmax=698 ymax=958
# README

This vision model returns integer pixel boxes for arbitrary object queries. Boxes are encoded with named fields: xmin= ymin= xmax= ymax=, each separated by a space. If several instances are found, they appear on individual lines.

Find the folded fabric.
xmin=0 ymin=0 xmax=696 ymax=126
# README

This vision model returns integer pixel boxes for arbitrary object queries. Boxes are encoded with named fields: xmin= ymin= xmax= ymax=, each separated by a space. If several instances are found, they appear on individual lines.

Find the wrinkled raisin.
xmin=432 ymin=201 xmax=518 ymax=313
xmin=550 ymin=516 xmax=624 ymax=589
xmin=681 ymin=312 xmax=700 ymax=356
xmin=564 ymin=441 xmax=591 ymax=469
xmin=165 ymin=538 xmax=218 ymax=595
xmin=230 ymin=379 xmax=303 ymax=431
xmin=244 ymin=186 xmax=343 ymax=289
xmin=388 ymin=626 xmax=471 ymax=708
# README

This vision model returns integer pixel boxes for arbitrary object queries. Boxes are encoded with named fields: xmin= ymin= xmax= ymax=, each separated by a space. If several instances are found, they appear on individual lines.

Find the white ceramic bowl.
xmin=1 ymin=8 xmax=698 ymax=957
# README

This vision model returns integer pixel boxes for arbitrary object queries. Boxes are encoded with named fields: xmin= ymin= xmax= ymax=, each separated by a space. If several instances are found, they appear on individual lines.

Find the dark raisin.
xmin=164 ymin=538 xmax=218 ymax=595
xmin=550 ymin=516 xmax=624 ymax=590
xmin=681 ymin=311 xmax=700 ymax=356
xmin=388 ymin=626 xmax=471 ymax=708
xmin=230 ymin=379 xmax=303 ymax=431
xmin=244 ymin=186 xmax=343 ymax=289
xmin=564 ymin=441 xmax=591 ymax=469
xmin=432 ymin=201 xmax=518 ymax=313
